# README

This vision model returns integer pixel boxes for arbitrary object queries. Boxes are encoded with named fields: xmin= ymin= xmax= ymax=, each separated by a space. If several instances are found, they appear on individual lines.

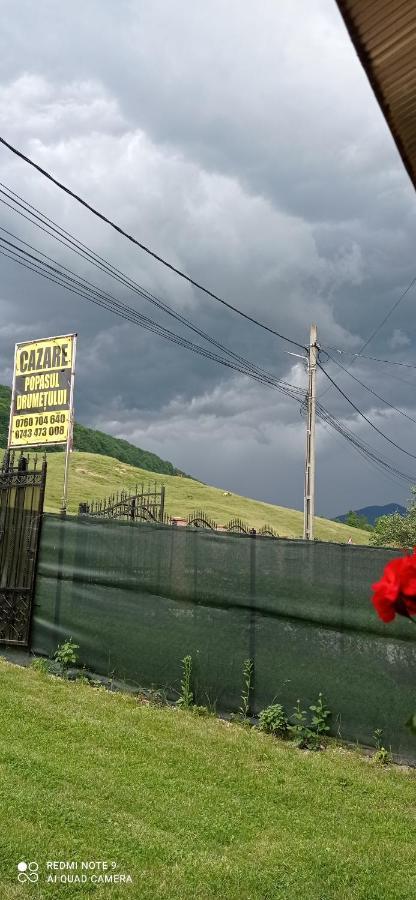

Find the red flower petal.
xmin=371 ymin=589 xmax=397 ymax=622
xmin=371 ymin=554 xmax=416 ymax=623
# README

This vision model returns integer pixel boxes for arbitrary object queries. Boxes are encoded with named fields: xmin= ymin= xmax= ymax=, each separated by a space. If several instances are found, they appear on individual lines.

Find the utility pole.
xmin=303 ymin=323 xmax=318 ymax=541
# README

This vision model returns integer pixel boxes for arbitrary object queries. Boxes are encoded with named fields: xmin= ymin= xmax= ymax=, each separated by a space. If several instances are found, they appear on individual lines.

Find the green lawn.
xmin=0 ymin=659 xmax=414 ymax=899
xmin=40 ymin=450 xmax=370 ymax=543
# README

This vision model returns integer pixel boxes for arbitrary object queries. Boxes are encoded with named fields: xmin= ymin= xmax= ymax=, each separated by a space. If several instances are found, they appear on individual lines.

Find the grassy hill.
xmin=0 ymin=384 xmax=187 ymax=477
xmin=0 ymin=659 xmax=414 ymax=899
xmin=41 ymin=450 xmax=371 ymax=543
xmin=0 ymin=383 xmax=371 ymax=542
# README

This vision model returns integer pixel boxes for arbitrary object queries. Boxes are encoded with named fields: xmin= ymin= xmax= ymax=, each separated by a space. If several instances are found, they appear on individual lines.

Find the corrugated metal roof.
xmin=336 ymin=0 xmax=416 ymax=190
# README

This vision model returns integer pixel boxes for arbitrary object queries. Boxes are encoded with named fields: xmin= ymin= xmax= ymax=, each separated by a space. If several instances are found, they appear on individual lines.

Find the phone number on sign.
xmin=14 ymin=413 xmax=67 ymax=428
xmin=14 ymin=425 xmax=66 ymax=440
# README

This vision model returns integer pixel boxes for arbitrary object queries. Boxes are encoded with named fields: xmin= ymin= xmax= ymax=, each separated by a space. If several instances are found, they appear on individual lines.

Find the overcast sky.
xmin=0 ymin=0 xmax=415 ymax=517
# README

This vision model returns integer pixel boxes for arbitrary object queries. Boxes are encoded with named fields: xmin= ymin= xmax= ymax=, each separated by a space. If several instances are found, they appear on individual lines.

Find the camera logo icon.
xmin=17 ymin=861 xmax=39 ymax=883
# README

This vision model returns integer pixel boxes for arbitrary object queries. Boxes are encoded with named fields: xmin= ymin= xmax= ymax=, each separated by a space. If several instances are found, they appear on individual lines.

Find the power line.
xmin=319 ymin=268 xmax=416 ymax=402
xmin=317 ymin=360 xmax=416 ymax=461
xmin=0 ymin=235 xmax=305 ymax=402
xmin=324 ymin=350 xmax=416 ymax=427
xmin=0 ymin=186 xmax=307 ymax=394
xmin=0 ymin=214 xmax=278 ymax=386
xmin=2 ymin=229 xmax=413 ymax=490
xmin=0 ymin=242 xmax=286 ymax=388
xmin=317 ymin=416 xmax=412 ymax=492
xmin=315 ymin=402 xmax=416 ymax=487
xmin=324 ymin=345 xmax=416 ymax=370
xmin=322 ymin=406 xmax=407 ymax=472
xmin=0 ymin=181 xmax=309 ymax=390
xmin=358 ymin=275 xmax=416 ymax=354
xmin=317 ymin=405 xmax=405 ymax=474
xmin=320 ymin=418 xmax=415 ymax=488
xmin=0 ymin=135 xmax=306 ymax=351
xmin=1 ymin=164 xmax=413 ymax=493
xmin=0 ymin=184 xmax=279 ymax=380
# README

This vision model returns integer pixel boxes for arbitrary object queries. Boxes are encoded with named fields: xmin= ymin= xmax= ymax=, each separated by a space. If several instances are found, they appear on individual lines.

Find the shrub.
xmin=258 ymin=703 xmax=289 ymax=737
xmin=54 ymin=640 xmax=79 ymax=677
xmin=31 ymin=657 xmax=52 ymax=674
xmin=191 ymin=705 xmax=212 ymax=717
xmin=289 ymin=694 xmax=332 ymax=751
xmin=373 ymin=729 xmax=392 ymax=765
xmin=309 ymin=692 xmax=331 ymax=738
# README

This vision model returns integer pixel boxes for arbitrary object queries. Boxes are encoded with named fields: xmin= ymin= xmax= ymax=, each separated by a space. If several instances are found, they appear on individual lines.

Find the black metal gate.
xmin=79 ymin=482 xmax=166 ymax=523
xmin=0 ymin=452 xmax=46 ymax=646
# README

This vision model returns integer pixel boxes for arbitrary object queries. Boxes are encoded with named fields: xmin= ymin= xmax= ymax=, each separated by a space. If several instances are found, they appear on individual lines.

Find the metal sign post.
xmin=61 ymin=335 xmax=77 ymax=515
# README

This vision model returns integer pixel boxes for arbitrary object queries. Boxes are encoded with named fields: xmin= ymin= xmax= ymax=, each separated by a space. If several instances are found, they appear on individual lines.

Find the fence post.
xmin=168 ymin=521 xmax=176 ymax=598
xmin=160 ymin=486 xmax=165 ymax=522
xmin=193 ymin=528 xmax=199 ymax=601
xmin=130 ymin=496 xmax=136 ymax=521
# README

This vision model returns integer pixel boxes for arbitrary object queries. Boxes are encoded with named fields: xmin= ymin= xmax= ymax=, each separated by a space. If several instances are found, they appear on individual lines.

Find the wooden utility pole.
xmin=303 ymin=323 xmax=318 ymax=541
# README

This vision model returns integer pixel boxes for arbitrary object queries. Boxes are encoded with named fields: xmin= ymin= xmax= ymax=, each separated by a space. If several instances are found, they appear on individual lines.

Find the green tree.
xmin=370 ymin=491 xmax=415 ymax=548
xmin=345 ymin=510 xmax=372 ymax=531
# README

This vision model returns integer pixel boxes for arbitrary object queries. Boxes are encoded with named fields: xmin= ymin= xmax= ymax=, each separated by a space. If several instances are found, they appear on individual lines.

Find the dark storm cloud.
xmin=0 ymin=0 xmax=415 ymax=516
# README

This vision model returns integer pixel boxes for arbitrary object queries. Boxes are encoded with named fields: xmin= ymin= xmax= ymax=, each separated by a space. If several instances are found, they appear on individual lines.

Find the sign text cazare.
xmin=8 ymin=334 xmax=76 ymax=449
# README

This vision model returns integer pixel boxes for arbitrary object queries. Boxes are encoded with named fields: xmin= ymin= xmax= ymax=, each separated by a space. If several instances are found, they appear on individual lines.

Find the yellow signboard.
xmin=8 ymin=334 xmax=77 ymax=449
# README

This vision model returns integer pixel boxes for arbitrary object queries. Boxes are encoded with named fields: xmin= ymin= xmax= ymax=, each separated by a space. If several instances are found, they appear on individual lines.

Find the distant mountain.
xmin=0 ymin=384 xmax=189 ymax=478
xmin=334 ymin=503 xmax=407 ymax=526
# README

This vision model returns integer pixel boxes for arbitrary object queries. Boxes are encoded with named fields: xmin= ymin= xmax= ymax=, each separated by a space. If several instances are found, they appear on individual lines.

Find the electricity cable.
xmin=358 ymin=275 xmax=416 ymax=354
xmin=2 ymin=238 xmax=413 ymax=488
xmin=1 ymin=169 xmax=413 ymax=487
xmin=324 ymin=345 xmax=416 ymax=371
xmin=317 ymin=360 xmax=416 ymax=461
xmin=0 ymin=237 xmax=304 ymax=401
xmin=0 ymin=136 xmax=306 ymax=350
xmin=315 ymin=402 xmax=415 ymax=486
xmin=0 ymin=219 xmax=280 ymax=385
xmin=324 ymin=350 xmax=416 ymax=427
xmin=0 ymin=183 xmax=296 ymax=384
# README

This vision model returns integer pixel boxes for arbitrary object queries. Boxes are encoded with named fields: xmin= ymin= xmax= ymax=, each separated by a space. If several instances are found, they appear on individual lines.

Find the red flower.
xmin=372 ymin=551 xmax=416 ymax=622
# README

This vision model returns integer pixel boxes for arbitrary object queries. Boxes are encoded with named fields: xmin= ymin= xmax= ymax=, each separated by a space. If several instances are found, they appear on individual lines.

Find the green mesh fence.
xmin=32 ymin=514 xmax=416 ymax=759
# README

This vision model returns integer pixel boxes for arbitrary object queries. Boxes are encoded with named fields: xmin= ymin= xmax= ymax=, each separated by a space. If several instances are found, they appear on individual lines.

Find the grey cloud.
xmin=390 ymin=329 xmax=411 ymax=350
xmin=0 ymin=0 xmax=411 ymax=218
